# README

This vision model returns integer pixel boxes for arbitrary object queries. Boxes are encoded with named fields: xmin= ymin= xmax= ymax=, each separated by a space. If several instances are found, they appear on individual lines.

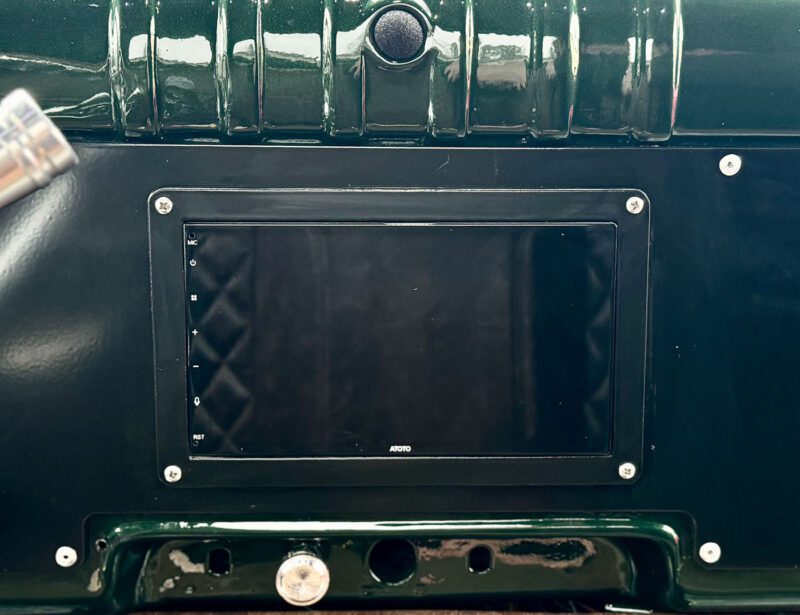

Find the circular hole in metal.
xmin=368 ymin=539 xmax=416 ymax=585
xmin=370 ymin=7 xmax=427 ymax=63
xmin=467 ymin=545 xmax=493 ymax=574
xmin=94 ymin=539 xmax=109 ymax=553
xmin=187 ymin=232 xmax=197 ymax=240
xmin=207 ymin=547 xmax=232 ymax=576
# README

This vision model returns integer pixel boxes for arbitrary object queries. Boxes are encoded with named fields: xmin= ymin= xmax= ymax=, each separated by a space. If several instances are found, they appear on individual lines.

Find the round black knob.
xmin=371 ymin=9 xmax=426 ymax=62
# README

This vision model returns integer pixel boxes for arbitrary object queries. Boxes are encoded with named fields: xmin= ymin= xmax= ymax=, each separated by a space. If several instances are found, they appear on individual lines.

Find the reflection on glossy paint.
xmin=431 ymin=27 xmax=460 ymax=82
xmin=157 ymin=36 xmax=213 ymax=66
xmin=152 ymin=0 xmax=220 ymax=132
xmin=232 ymin=39 xmax=256 ymax=61
xmin=0 ymin=320 xmax=104 ymax=382
xmin=0 ymin=53 xmax=98 ymax=74
xmin=337 ymin=27 xmax=368 ymax=62
xmin=671 ymin=0 xmax=683 ymax=127
xmin=42 ymin=92 xmax=112 ymax=119
xmin=476 ymin=34 xmax=529 ymax=89
xmin=568 ymin=6 xmax=579 ymax=79
xmin=432 ymin=28 xmax=459 ymax=60
xmin=264 ymin=33 xmax=322 ymax=63
xmin=0 ymin=181 xmax=72 ymax=289
xmin=128 ymin=33 xmax=148 ymax=63
xmin=4 ymin=0 xmax=796 ymax=140
xmin=542 ymin=35 xmax=559 ymax=79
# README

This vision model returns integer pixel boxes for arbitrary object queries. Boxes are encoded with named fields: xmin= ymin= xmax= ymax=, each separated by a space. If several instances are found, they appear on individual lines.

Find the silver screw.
xmin=719 ymin=154 xmax=742 ymax=177
xmin=163 ymin=464 xmax=182 ymax=483
xmin=55 ymin=546 xmax=78 ymax=568
xmin=626 ymin=196 xmax=645 ymax=215
xmin=154 ymin=196 xmax=173 ymax=215
xmin=618 ymin=462 xmax=637 ymax=480
xmin=699 ymin=541 xmax=721 ymax=564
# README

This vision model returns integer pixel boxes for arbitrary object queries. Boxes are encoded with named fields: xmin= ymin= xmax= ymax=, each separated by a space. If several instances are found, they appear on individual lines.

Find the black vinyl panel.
xmin=1 ymin=145 xmax=798 ymax=570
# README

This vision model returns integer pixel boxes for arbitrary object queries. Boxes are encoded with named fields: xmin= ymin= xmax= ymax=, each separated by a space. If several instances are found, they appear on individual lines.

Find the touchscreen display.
xmin=185 ymin=223 xmax=616 ymax=457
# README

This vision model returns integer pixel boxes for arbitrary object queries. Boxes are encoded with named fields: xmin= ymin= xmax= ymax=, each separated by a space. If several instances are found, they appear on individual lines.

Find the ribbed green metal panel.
xmin=3 ymin=0 xmax=800 ymax=141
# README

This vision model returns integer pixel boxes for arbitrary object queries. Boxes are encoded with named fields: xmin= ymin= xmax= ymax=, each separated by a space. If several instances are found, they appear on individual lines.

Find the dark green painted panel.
xmin=428 ymin=0 xmax=467 ymax=137
xmin=4 ymin=0 xmax=800 ymax=141
xmin=572 ymin=0 xmax=675 ymax=138
xmin=470 ymin=0 xmax=534 ymax=133
xmin=224 ymin=0 xmax=260 ymax=135
xmin=677 ymin=0 xmax=800 ymax=136
xmin=113 ymin=0 xmax=155 ymax=136
xmin=155 ymin=0 xmax=219 ymax=133
xmin=263 ymin=0 xmax=326 ymax=132
xmin=0 ymin=0 xmax=113 ymax=132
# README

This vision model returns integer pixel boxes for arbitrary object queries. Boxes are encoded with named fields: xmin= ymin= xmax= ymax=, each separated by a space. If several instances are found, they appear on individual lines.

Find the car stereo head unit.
xmin=149 ymin=188 xmax=649 ymax=488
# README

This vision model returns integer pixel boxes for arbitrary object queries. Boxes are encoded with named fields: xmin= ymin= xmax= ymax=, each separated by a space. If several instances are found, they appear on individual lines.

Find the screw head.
xmin=163 ymin=464 xmax=182 ymax=483
xmin=154 ymin=196 xmax=173 ymax=215
xmin=699 ymin=541 xmax=721 ymax=564
xmin=618 ymin=462 xmax=637 ymax=480
xmin=55 ymin=546 xmax=78 ymax=568
xmin=719 ymin=154 xmax=742 ymax=177
xmin=276 ymin=552 xmax=330 ymax=606
xmin=625 ymin=196 xmax=645 ymax=215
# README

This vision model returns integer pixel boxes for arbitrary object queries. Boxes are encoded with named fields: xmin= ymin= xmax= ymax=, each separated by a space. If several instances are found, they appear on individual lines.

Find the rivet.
xmin=55 ymin=546 xmax=78 ymax=568
xmin=618 ymin=462 xmax=637 ymax=480
xmin=163 ymin=464 xmax=182 ymax=483
xmin=626 ymin=196 xmax=645 ymax=215
xmin=154 ymin=196 xmax=173 ymax=215
xmin=699 ymin=541 xmax=721 ymax=564
xmin=719 ymin=154 xmax=742 ymax=177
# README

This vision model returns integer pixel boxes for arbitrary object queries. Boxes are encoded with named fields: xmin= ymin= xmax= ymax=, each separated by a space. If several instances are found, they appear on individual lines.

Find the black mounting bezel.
xmin=149 ymin=188 xmax=650 ymax=488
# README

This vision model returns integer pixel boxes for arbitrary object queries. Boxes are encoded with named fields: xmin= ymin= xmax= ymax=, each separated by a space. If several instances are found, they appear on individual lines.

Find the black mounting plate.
xmin=149 ymin=188 xmax=649 ymax=488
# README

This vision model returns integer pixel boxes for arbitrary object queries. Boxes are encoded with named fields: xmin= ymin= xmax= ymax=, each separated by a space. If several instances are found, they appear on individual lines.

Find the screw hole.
xmin=207 ymin=548 xmax=232 ymax=576
xmin=95 ymin=539 xmax=109 ymax=552
xmin=467 ymin=545 xmax=493 ymax=574
xmin=367 ymin=539 xmax=416 ymax=585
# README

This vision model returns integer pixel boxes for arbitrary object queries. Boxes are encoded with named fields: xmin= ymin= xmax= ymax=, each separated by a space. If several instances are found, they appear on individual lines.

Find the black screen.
xmin=186 ymin=223 xmax=616 ymax=457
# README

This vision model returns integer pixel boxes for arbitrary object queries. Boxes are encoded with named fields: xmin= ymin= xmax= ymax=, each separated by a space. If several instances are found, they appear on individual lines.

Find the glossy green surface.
xmin=3 ymin=0 xmax=800 ymax=141
xmin=0 ymin=516 xmax=681 ymax=611
xmin=4 ymin=515 xmax=800 ymax=612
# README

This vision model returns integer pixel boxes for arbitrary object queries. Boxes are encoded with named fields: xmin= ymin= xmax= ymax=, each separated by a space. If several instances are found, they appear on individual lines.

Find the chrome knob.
xmin=275 ymin=552 xmax=330 ymax=606
xmin=0 ymin=89 xmax=78 ymax=209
